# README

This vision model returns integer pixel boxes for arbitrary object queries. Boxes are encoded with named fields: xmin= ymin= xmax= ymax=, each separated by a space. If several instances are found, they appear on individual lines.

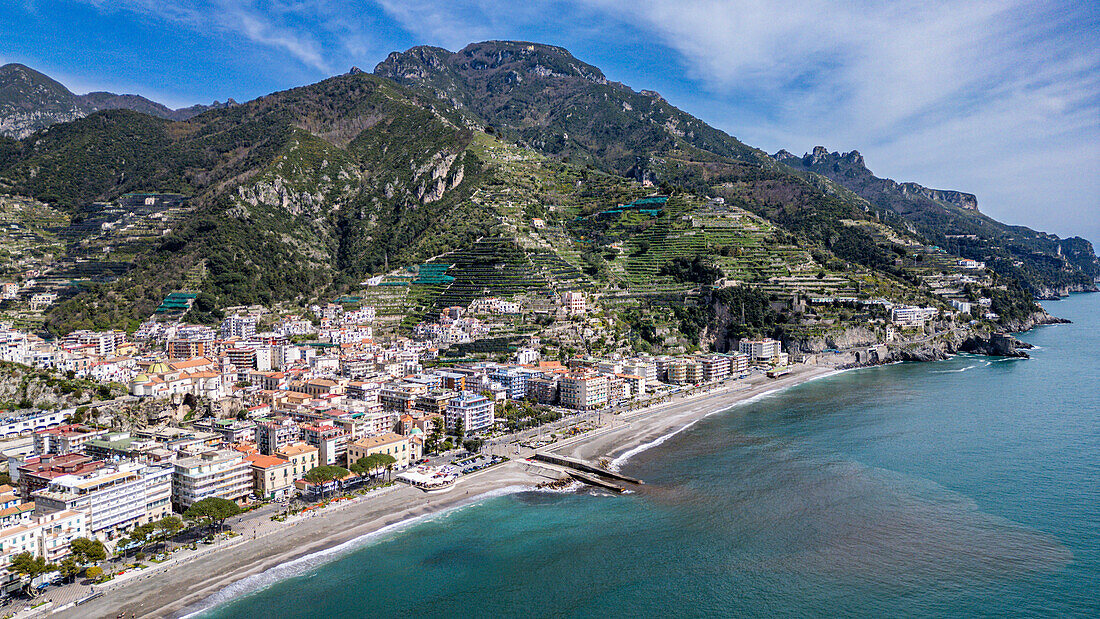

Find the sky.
xmin=4 ymin=0 xmax=1099 ymax=246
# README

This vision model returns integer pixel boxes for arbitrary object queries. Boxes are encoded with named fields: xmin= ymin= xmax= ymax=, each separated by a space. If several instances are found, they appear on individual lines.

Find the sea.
xmin=199 ymin=293 xmax=1099 ymax=618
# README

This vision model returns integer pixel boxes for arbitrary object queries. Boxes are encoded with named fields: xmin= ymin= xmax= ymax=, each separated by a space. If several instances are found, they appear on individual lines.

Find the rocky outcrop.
xmin=1033 ymin=283 xmax=1099 ymax=300
xmin=959 ymin=332 xmax=1029 ymax=358
xmin=898 ymin=183 xmax=979 ymax=211
xmin=999 ymin=308 xmax=1071 ymax=332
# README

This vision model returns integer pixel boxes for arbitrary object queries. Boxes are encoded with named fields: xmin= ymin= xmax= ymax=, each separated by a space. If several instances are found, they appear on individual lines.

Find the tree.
xmin=302 ymin=465 xmax=349 ymax=498
xmin=453 ymin=417 xmax=465 ymax=441
xmin=184 ymin=497 xmax=242 ymax=533
xmin=70 ymin=537 xmax=106 ymax=565
xmin=9 ymin=553 xmax=55 ymax=595
xmin=84 ymin=566 xmax=103 ymax=581
xmin=58 ymin=557 xmax=80 ymax=583
xmin=153 ymin=516 xmax=184 ymax=552
xmin=350 ymin=454 xmax=376 ymax=477
xmin=351 ymin=454 xmax=389 ymax=481
xmin=425 ymin=417 xmax=445 ymax=454
xmin=375 ymin=454 xmax=397 ymax=482
xmin=463 ymin=438 xmax=484 ymax=453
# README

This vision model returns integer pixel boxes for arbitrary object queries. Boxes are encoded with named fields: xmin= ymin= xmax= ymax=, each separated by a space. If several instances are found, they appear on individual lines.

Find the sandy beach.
xmin=62 ymin=362 xmax=837 ymax=618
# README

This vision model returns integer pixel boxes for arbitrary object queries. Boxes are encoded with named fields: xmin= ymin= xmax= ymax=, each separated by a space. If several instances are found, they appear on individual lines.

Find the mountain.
xmin=374 ymin=41 xmax=766 ymax=175
xmin=0 ymin=71 xmax=501 ymax=332
xmin=0 ymin=63 xmax=231 ymax=139
xmin=775 ymin=147 xmax=1100 ymax=297
xmin=374 ymin=42 xmax=936 ymax=277
xmin=0 ymin=42 xmax=1079 ymax=340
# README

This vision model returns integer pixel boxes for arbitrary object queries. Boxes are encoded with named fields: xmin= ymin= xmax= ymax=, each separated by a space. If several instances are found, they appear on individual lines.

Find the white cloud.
xmin=79 ymin=0 xmax=335 ymax=73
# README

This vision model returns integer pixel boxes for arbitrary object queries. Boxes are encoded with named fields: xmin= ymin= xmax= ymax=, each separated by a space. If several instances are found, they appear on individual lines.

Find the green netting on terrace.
xmin=414 ymin=263 xmax=456 ymax=285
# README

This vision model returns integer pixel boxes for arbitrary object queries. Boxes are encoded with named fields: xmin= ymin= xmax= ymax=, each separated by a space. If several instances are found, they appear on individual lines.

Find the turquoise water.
xmin=202 ymin=294 xmax=1099 ymax=618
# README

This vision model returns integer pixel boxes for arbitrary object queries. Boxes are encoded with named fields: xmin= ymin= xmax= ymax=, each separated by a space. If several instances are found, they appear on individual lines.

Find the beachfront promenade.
xmin=52 ymin=363 xmax=835 ymax=619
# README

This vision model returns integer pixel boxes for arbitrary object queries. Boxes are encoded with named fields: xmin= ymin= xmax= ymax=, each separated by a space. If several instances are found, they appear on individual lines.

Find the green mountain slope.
xmin=0 ymin=72 xmax=493 ymax=332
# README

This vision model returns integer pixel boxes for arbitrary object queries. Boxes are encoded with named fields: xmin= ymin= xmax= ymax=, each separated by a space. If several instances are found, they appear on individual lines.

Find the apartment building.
xmin=890 ymin=305 xmax=939 ymax=327
xmin=445 ymin=391 xmax=495 ymax=433
xmin=0 ymin=510 xmax=86 ymax=587
xmin=412 ymin=389 xmax=456 ymax=416
xmin=33 ymin=424 xmax=107 ymax=456
xmin=171 ymin=450 xmax=252 ymax=511
xmin=14 ymin=453 xmax=103 ymax=500
xmin=255 ymin=419 xmax=300 ymax=456
xmin=488 ymin=367 xmax=527 ymax=400
xmin=559 ymin=373 xmax=609 ymax=411
xmin=246 ymin=454 xmax=296 ymax=500
xmin=33 ymin=463 xmax=172 ymax=540
xmin=275 ymin=443 xmax=319 ymax=480
xmin=561 ymin=291 xmax=586 ymax=315
xmin=221 ymin=314 xmax=257 ymax=340
xmin=738 ymin=338 xmax=782 ymax=364
xmin=167 ymin=339 xmax=208 ymax=359
xmin=698 ymin=355 xmax=731 ymax=383
xmin=731 ymin=351 xmax=750 ymax=375
xmin=300 ymin=423 xmax=348 ymax=466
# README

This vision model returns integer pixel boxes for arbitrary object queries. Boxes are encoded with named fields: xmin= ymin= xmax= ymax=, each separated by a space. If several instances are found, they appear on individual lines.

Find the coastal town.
xmin=0 ymin=25 xmax=1092 ymax=616
xmin=0 ymin=277 xmax=823 ymax=616
xmin=0 ymin=174 xmax=1046 ymax=616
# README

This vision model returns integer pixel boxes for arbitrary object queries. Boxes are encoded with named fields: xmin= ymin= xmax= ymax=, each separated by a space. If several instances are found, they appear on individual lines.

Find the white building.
xmin=890 ymin=305 xmax=939 ymax=327
xmin=445 ymin=391 xmax=495 ymax=433
xmin=738 ymin=338 xmax=782 ymax=364
xmin=515 ymin=348 xmax=540 ymax=365
xmin=561 ymin=291 xmax=586 ymax=315
xmin=33 ymin=463 xmax=172 ymax=540
xmin=171 ymin=450 xmax=252 ymax=511
xmin=0 ymin=330 xmax=28 ymax=364
xmin=951 ymin=299 xmax=973 ymax=314
xmin=559 ymin=373 xmax=609 ymax=411
xmin=221 ymin=314 xmax=257 ymax=340
xmin=29 ymin=292 xmax=58 ymax=310
xmin=469 ymin=297 xmax=521 ymax=315
xmin=0 ymin=410 xmax=67 ymax=439
xmin=0 ymin=509 xmax=87 ymax=575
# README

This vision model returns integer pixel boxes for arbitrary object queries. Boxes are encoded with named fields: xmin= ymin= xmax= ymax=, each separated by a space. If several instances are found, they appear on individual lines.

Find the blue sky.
xmin=4 ymin=0 xmax=1099 ymax=245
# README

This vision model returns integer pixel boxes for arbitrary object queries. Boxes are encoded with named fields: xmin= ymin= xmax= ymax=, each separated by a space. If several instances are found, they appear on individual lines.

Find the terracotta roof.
xmin=247 ymin=454 xmax=289 ymax=469
xmin=277 ymin=443 xmax=318 ymax=457
xmin=169 ymin=357 xmax=215 ymax=370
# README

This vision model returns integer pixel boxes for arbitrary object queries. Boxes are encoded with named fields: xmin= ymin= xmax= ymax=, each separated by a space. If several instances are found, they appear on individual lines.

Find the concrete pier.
xmin=566 ymin=470 xmax=626 ymax=493
xmin=531 ymin=452 xmax=643 ymax=485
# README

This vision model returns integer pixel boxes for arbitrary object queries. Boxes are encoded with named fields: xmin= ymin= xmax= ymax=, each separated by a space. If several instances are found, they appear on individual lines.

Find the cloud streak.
xmin=80 ymin=0 xmax=335 ymax=73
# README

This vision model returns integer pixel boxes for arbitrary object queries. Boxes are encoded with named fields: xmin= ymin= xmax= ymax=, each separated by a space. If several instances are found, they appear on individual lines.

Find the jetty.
xmin=565 ymin=470 xmax=626 ymax=493
xmin=530 ymin=452 xmax=644 ymax=487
